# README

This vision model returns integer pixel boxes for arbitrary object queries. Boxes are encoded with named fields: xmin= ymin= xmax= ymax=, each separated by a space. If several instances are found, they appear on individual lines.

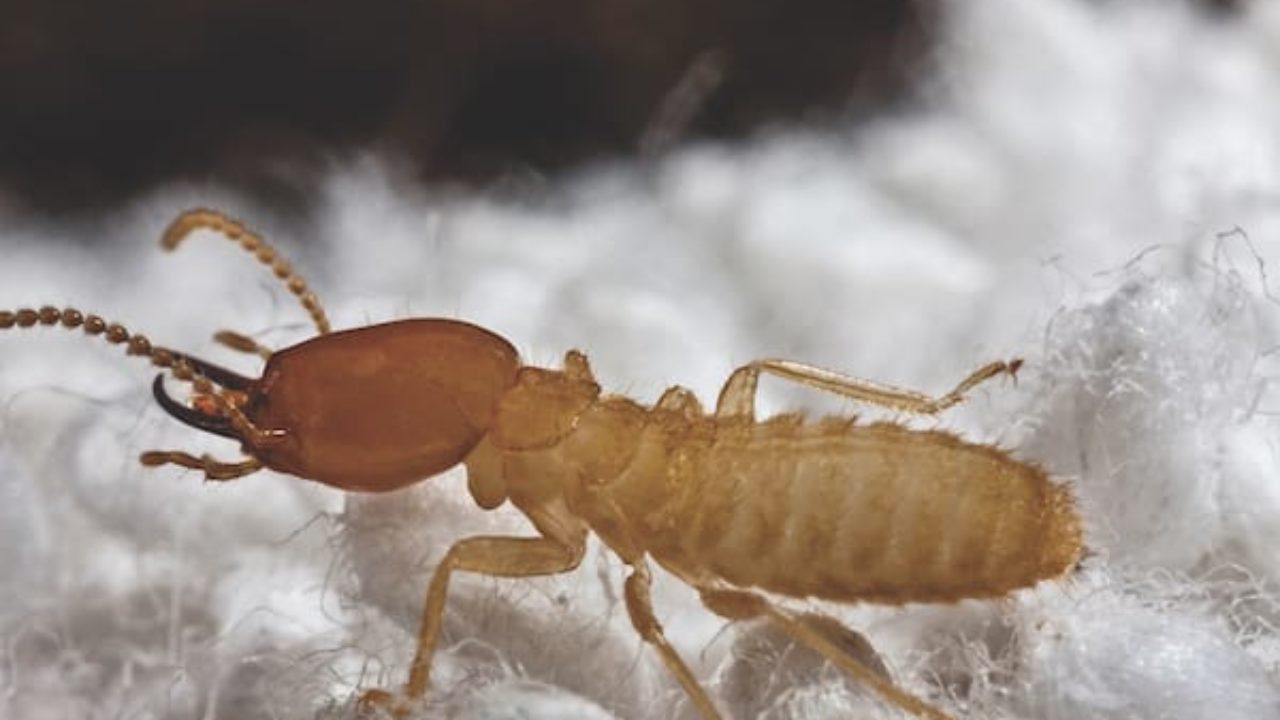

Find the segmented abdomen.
xmin=666 ymin=417 xmax=1081 ymax=604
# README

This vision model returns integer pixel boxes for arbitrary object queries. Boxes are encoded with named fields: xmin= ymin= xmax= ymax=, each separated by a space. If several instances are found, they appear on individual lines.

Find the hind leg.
xmin=698 ymin=587 xmax=954 ymax=720
xmin=715 ymin=358 xmax=1021 ymax=418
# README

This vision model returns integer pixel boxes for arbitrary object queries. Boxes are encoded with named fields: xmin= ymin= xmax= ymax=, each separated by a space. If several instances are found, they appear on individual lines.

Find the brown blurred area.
xmin=0 ymin=0 xmax=933 ymax=217
xmin=0 ymin=0 xmax=1245 ymax=219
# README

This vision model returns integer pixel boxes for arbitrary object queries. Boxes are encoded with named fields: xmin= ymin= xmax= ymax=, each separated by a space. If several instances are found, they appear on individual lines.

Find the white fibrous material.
xmin=1009 ymin=267 xmax=1280 ymax=715
xmin=1016 ymin=580 xmax=1280 ymax=720
xmin=448 ymin=680 xmax=619 ymax=720
xmin=1022 ymin=274 xmax=1259 ymax=571
xmin=4 ymin=1 xmax=1280 ymax=719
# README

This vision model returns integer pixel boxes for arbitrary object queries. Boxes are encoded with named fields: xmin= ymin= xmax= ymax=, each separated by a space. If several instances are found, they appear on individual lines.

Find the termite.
xmin=0 ymin=209 xmax=1083 ymax=720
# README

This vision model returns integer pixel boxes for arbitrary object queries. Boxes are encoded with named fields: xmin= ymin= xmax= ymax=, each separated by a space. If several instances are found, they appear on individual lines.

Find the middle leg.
xmin=623 ymin=560 xmax=723 ymax=720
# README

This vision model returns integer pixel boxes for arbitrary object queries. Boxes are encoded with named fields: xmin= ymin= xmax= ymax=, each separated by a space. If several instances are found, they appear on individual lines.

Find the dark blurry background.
xmin=0 ymin=0 xmax=1242 ymax=218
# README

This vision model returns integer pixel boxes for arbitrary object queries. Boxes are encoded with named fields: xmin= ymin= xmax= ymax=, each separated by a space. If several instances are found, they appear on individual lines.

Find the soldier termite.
xmin=0 ymin=209 xmax=1083 ymax=720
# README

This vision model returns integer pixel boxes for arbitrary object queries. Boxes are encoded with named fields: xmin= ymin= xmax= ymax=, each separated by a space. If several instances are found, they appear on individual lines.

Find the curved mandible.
xmin=162 ymin=209 xmax=331 ymax=335
xmin=151 ymin=375 xmax=238 ymax=440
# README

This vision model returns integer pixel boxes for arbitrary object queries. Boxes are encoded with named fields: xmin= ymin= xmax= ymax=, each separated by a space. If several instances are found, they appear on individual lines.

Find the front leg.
xmin=361 ymin=531 xmax=586 ymax=718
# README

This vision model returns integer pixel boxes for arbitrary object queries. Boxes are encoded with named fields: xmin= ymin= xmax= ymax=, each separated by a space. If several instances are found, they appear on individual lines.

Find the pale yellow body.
xmin=453 ymin=358 xmax=1082 ymax=720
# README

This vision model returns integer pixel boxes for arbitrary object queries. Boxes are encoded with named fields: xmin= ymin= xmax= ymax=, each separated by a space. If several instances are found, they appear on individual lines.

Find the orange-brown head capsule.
xmin=162 ymin=319 xmax=520 ymax=492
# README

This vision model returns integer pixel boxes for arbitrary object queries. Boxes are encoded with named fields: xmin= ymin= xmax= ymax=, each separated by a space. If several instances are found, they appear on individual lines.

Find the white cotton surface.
xmin=1021 ymin=275 xmax=1258 ymax=571
xmin=1016 ymin=578 xmax=1278 ymax=720
xmin=4 ymin=1 xmax=1280 ymax=719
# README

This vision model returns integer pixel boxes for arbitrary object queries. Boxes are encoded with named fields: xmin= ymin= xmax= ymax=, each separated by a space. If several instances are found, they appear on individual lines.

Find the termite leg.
xmin=698 ymin=588 xmax=953 ymax=720
xmin=138 ymin=451 xmax=263 ymax=481
xmin=213 ymin=329 xmax=274 ymax=360
xmin=360 ymin=530 xmax=586 ymax=719
xmin=789 ymin=612 xmax=891 ymax=680
xmin=623 ymin=560 xmax=722 ymax=720
xmin=715 ymin=358 xmax=1022 ymax=418
xmin=655 ymin=386 xmax=704 ymax=416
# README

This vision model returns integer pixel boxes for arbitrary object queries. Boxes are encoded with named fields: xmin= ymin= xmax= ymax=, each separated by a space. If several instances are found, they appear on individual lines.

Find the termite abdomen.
xmin=675 ymin=418 xmax=1081 ymax=604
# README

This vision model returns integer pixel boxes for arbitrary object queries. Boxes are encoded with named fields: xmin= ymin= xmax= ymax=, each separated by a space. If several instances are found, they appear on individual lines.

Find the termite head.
xmin=6 ymin=210 xmax=528 ymax=494
xmin=1 ymin=308 xmax=521 ymax=494
xmin=154 ymin=319 xmax=521 ymax=493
